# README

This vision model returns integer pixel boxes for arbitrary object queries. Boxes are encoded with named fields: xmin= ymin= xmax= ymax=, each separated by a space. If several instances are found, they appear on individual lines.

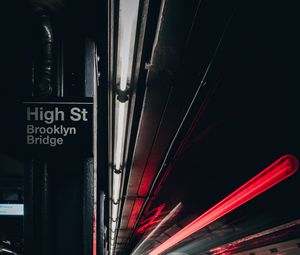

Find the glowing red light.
xmin=149 ymin=154 xmax=299 ymax=255
xmin=128 ymin=198 xmax=145 ymax=229
xmin=93 ymin=215 xmax=97 ymax=255
xmin=138 ymin=165 xmax=157 ymax=197
xmin=136 ymin=204 xmax=170 ymax=234
xmin=93 ymin=203 xmax=97 ymax=254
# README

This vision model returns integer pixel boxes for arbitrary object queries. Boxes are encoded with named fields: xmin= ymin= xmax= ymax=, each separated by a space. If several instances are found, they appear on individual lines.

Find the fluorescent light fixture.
xmin=110 ymin=1 xmax=140 ymax=254
xmin=114 ymin=0 xmax=140 ymax=169
xmin=113 ymin=172 xmax=122 ymax=203
xmin=115 ymin=102 xmax=126 ymax=170
xmin=0 ymin=204 xmax=24 ymax=216
xmin=149 ymin=155 xmax=299 ymax=255
xmin=117 ymin=0 xmax=140 ymax=91
xmin=112 ymin=202 xmax=119 ymax=221
xmin=111 ymin=220 xmax=117 ymax=232
xmin=111 ymin=231 xmax=116 ymax=240
xmin=111 ymin=240 xmax=115 ymax=249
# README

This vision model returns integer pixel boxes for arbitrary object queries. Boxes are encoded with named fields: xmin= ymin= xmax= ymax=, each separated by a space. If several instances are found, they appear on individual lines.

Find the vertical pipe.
xmin=83 ymin=158 xmax=94 ymax=255
xmin=98 ymin=191 xmax=106 ymax=255
xmin=84 ymin=39 xmax=98 ymax=254
xmin=41 ymin=162 xmax=49 ymax=255
xmin=32 ymin=5 xmax=55 ymax=97
xmin=57 ymin=39 xmax=64 ymax=97
xmin=24 ymin=5 xmax=55 ymax=255
xmin=23 ymin=160 xmax=34 ymax=255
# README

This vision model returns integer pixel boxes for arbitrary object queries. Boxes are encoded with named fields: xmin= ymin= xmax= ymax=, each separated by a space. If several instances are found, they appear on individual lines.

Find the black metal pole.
xmin=24 ymin=5 xmax=55 ymax=255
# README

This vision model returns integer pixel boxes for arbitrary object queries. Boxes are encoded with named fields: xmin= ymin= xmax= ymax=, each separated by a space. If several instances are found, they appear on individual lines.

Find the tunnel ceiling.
xmin=112 ymin=0 xmax=300 ymax=254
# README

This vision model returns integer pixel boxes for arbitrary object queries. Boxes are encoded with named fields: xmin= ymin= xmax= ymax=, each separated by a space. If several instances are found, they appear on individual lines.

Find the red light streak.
xmin=136 ymin=204 xmax=170 ymax=234
xmin=132 ymin=203 xmax=183 ymax=255
xmin=93 ymin=214 xmax=97 ymax=255
xmin=149 ymin=154 xmax=299 ymax=255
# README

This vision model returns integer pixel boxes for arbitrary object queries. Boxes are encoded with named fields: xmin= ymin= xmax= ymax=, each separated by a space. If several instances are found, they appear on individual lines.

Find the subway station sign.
xmin=23 ymin=99 xmax=93 ymax=156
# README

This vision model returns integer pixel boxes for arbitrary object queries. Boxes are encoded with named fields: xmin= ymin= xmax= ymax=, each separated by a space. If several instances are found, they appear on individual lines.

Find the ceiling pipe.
xmin=32 ymin=5 xmax=55 ymax=97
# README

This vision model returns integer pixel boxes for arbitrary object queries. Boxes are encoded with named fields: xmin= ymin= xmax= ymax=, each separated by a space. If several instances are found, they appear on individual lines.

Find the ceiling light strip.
xmin=110 ymin=0 xmax=141 ymax=253
xmin=115 ymin=102 xmax=126 ymax=170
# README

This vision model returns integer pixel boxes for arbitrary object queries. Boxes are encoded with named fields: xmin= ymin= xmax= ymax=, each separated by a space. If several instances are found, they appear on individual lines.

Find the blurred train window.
xmin=270 ymin=248 xmax=278 ymax=253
